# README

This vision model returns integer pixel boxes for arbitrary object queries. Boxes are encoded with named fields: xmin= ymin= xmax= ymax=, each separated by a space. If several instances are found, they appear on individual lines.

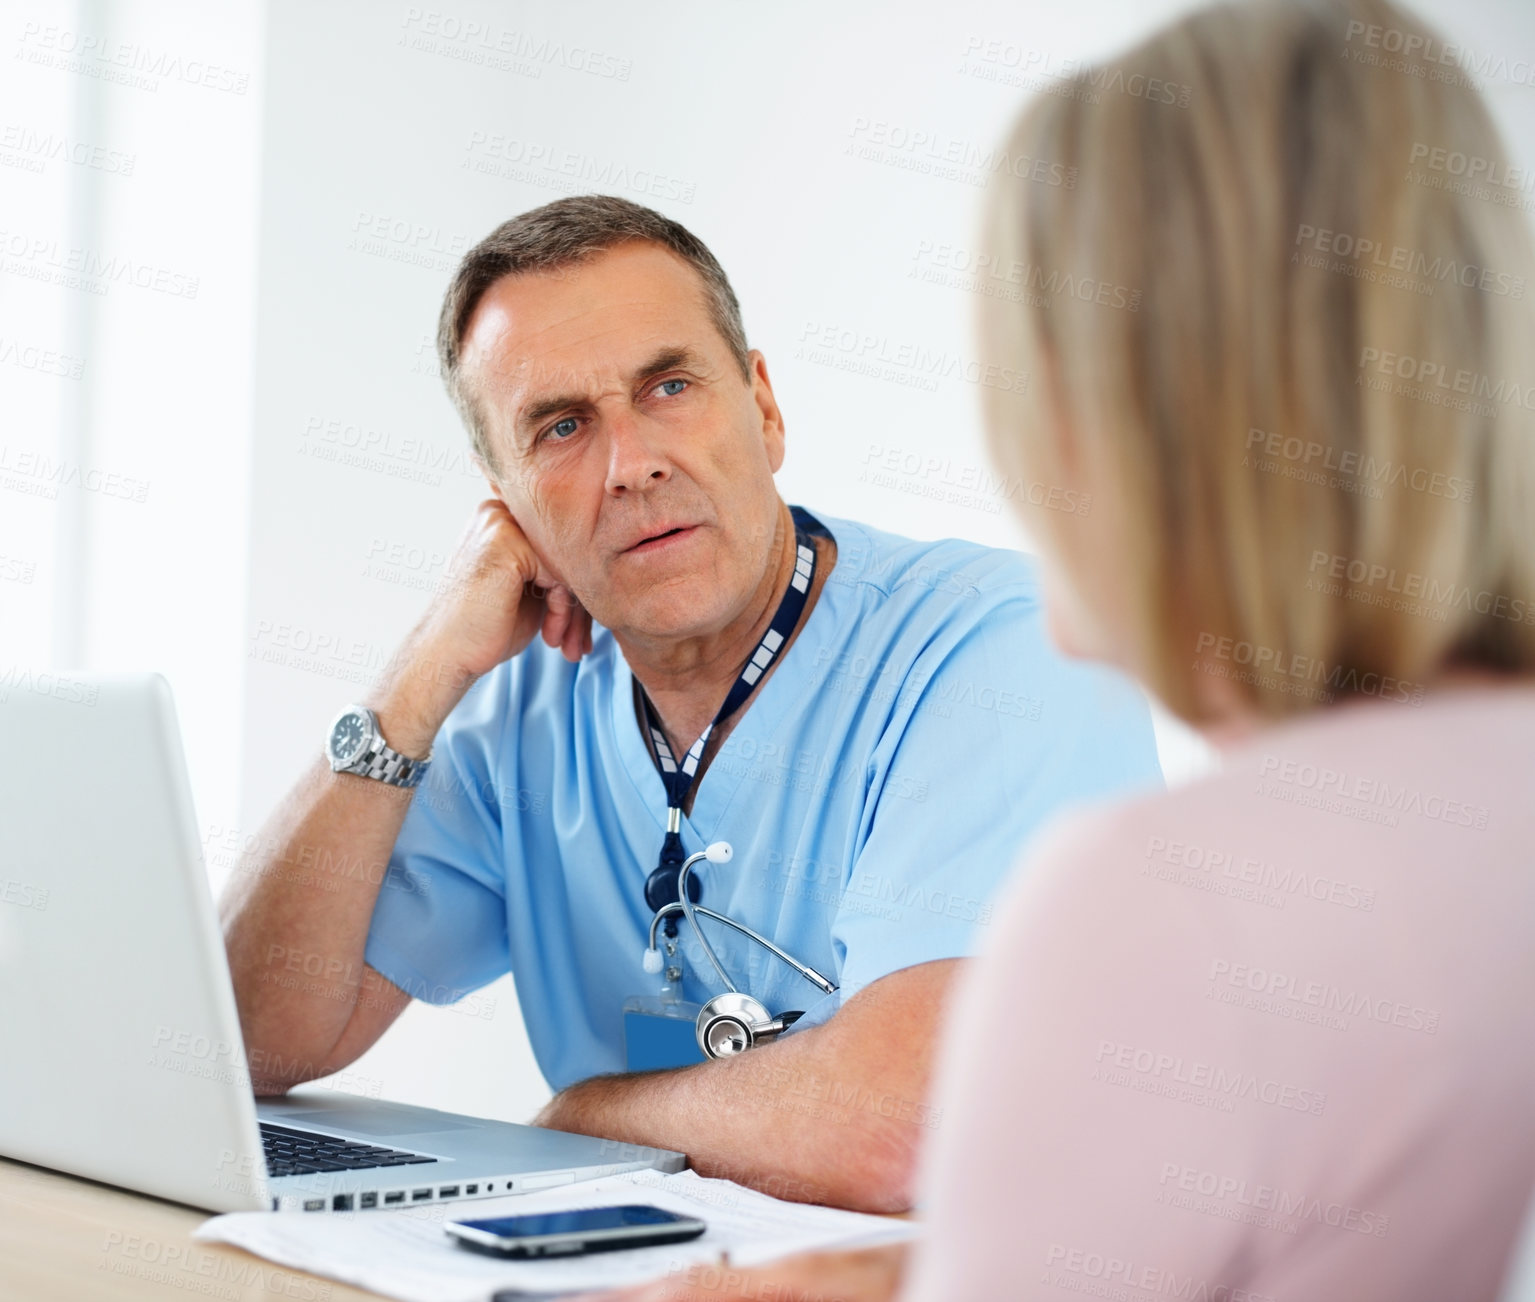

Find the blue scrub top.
xmin=363 ymin=508 xmax=1163 ymax=1091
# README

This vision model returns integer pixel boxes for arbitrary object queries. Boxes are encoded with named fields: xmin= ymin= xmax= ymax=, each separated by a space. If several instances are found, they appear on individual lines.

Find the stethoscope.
xmin=641 ymin=842 xmax=838 ymax=1059
xmin=635 ymin=506 xmax=838 ymax=1060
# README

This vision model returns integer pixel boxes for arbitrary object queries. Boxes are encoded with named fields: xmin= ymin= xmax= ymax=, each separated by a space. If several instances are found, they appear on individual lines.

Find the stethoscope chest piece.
xmin=697 ymin=991 xmax=790 ymax=1058
xmin=641 ymin=842 xmax=834 ymax=1060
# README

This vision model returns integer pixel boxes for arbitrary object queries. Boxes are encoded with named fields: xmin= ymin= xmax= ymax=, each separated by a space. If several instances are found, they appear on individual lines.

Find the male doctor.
xmin=220 ymin=194 xmax=1162 ymax=1213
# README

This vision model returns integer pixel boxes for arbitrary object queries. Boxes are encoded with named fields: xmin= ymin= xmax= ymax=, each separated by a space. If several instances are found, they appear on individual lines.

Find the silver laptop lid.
xmin=0 ymin=670 xmax=269 ymax=1211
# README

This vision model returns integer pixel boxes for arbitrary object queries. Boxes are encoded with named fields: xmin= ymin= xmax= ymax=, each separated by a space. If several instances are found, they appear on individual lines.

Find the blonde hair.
xmin=980 ymin=0 xmax=1535 ymax=724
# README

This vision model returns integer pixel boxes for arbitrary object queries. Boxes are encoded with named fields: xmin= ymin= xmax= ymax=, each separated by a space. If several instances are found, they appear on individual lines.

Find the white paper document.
xmin=192 ymin=1167 xmax=916 ymax=1302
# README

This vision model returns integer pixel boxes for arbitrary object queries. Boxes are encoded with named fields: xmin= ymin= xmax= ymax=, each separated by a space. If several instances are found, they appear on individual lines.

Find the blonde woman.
xmin=591 ymin=0 xmax=1535 ymax=1297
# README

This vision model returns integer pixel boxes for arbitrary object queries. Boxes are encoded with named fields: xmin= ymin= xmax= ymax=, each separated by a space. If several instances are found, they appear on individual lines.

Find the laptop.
xmin=0 ymin=669 xmax=685 ymax=1213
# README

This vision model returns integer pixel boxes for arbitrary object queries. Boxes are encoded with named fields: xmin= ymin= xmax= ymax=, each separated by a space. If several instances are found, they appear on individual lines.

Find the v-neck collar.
xmin=608 ymin=513 xmax=841 ymax=847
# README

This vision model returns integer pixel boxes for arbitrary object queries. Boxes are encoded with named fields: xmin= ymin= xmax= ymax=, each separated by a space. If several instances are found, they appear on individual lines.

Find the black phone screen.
xmin=456 ymin=1203 xmax=694 ymax=1239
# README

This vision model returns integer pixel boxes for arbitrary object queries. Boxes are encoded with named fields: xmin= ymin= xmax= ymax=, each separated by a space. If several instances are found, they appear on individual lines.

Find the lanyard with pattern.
xmin=638 ymin=506 xmax=827 ymax=927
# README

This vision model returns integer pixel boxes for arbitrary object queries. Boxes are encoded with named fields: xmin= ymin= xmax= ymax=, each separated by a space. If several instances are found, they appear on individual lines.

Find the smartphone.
xmin=446 ymin=1204 xmax=707 ymax=1258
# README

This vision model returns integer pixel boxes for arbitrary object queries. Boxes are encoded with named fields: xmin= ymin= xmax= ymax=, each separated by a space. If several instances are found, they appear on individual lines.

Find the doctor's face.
xmin=458 ymin=241 xmax=787 ymax=642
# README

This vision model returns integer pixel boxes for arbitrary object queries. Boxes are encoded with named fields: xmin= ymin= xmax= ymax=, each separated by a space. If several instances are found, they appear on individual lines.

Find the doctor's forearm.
xmin=218 ymin=629 xmax=471 ymax=1089
xmin=534 ymin=959 xmax=962 ymax=1213
xmin=535 ymin=1041 xmax=917 ymax=1212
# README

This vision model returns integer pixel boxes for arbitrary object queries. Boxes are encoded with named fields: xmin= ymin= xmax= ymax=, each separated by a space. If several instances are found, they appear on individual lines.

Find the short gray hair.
xmin=436 ymin=194 xmax=751 ymax=478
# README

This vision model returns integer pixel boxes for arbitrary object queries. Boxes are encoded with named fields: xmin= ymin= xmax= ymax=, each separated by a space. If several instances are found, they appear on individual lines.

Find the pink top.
xmin=902 ymin=680 xmax=1535 ymax=1302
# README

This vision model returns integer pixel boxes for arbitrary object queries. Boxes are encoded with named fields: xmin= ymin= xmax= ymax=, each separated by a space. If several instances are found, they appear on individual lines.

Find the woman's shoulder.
xmin=988 ymin=679 xmax=1535 ymax=965
xmin=921 ymin=684 xmax=1535 ymax=1302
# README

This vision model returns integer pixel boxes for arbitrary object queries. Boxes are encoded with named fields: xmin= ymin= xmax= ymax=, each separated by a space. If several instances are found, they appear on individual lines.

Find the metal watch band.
xmin=346 ymin=741 xmax=429 ymax=788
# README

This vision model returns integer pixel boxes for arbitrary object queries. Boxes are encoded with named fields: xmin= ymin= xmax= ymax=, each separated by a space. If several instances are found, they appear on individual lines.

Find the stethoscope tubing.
xmin=645 ymin=901 xmax=838 ymax=996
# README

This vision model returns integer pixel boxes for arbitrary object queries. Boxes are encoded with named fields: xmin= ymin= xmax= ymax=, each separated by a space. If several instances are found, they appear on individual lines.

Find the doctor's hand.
xmin=566 ymin=1243 xmax=908 ymax=1302
xmin=419 ymin=497 xmax=593 ymax=676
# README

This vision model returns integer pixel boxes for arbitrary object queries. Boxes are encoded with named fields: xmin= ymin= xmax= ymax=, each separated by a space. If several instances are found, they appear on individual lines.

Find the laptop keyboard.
xmin=259 ymin=1121 xmax=436 ymax=1177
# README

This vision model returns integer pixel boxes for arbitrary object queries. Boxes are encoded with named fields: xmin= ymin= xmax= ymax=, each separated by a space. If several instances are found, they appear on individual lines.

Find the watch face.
xmin=329 ymin=711 xmax=369 ymax=764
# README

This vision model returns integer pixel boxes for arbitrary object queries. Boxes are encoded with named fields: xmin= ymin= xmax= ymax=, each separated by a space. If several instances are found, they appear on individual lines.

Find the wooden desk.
xmin=0 ymin=1151 xmax=913 ymax=1301
xmin=0 ymin=1154 xmax=388 ymax=1302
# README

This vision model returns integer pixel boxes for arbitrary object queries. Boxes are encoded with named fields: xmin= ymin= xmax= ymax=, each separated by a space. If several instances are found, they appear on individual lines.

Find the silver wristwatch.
xmin=325 ymin=704 xmax=431 ymax=788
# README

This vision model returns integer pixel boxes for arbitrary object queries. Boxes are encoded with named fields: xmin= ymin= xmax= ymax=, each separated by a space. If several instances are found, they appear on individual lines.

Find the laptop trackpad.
xmin=278 ymin=1106 xmax=474 ymax=1138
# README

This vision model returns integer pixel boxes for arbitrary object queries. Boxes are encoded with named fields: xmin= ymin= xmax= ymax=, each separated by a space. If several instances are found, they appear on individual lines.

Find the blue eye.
xmin=656 ymin=378 xmax=687 ymax=397
xmin=545 ymin=417 xmax=579 ymax=442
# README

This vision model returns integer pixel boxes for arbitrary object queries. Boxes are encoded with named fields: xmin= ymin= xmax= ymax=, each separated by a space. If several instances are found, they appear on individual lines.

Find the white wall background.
xmin=6 ymin=0 xmax=1534 ymax=1127
xmin=1 ymin=0 xmax=262 ymax=923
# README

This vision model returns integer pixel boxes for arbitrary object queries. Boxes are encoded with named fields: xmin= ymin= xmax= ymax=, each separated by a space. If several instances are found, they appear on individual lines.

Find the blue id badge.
xmin=622 ymin=995 xmax=707 ymax=1071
